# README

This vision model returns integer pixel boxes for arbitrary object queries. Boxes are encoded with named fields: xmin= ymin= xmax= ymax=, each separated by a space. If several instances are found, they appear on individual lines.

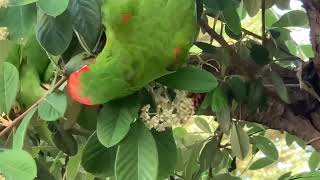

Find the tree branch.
xmin=198 ymin=16 xmax=320 ymax=151
xmin=0 ymin=76 xmax=67 ymax=137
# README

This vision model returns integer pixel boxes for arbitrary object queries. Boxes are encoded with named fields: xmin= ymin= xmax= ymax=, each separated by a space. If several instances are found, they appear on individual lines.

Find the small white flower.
xmin=140 ymin=87 xmax=195 ymax=131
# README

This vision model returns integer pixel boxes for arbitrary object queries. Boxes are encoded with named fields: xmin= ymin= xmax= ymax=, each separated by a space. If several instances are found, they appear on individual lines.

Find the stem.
xmin=240 ymin=153 xmax=256 ymax=176
xmin=0 ymin=76 xmax=67 ymax=137
xmin=49 ymin=151 xmax=64 ymax=173
xmin=261 ymin=0 xmax=266 ymax=46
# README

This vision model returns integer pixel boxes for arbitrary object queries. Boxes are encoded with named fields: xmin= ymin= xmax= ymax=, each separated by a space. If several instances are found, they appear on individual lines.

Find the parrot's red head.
xmin=67 ymin=66 xmax=93 ymax=105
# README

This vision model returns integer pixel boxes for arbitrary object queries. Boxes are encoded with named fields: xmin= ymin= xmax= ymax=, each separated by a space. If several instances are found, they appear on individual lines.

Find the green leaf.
xmin=249 ymin=157 xmax=274 ymax=170
xmin=265 ymin=9 xmax=279 ymax=28
xmin=215 ymin=173 xmax=241 ymax=180
xmin=36 ymin=11 xmax=73 ymax=55
xmin=276 ymin=0 xmax=290 ymax=10
xmin=211 ymin=87 xmax=231 ymax=134
xmin=37 ymin=0 xmax=69 ymax=17
xmin=243 ymin=0 xmax=261 ymax=17
xmin=52 ymin=126 xmax=78 ymax=156
xmin=300 ymin=45 xmax=314 ymax=58
xmin=271 ymin=71 xmax=290 ymax=103
xmin=152 ymin=129 xmax=177 ymax=179
xmin=272 ymin=10 xmax=308 ymax=28
xmin=285 ymin=133 xmax=306 ymax=149
xmin=278 ymin=172 xmax=292 ymax=180
xmin=221 ymin=0 xmax=242 ymax=36
xmin=0 ymin=149 xmax=37 ymax=180
xmin=7 ymin=0 xmax=38 ymax=6
xmin=288 ymin=171 xmax=320 ymax=180
xmin=81 ymin=133 xmax=116 ymax=177
xmin=158 ymin=66 xmax=218 ymax=93
xmin=115 ymin=121 xmax=158 ymax=180
xmin=77 ymin=106 xmax=98 ymax=131
xmin=66 ymin=147 xmax=83 ymax=180
xmin=211 ymin=87 xmax=228 ymax=112
xmin=0 ymin=62 xmax=19 ymax=114
xmin=247 ymin=80 xmax=265 ymax=111
xmin=227 ymin=76 xmax=247 ymax=103
xmin=38 ymin=93 xmax=67 ymax=121
xmin=195 ymin=117 xmax=212 ymax=133
xmin=195 ymin=42 xmax=218 ymax=54
xmin=97 ymin=95 xmax=140 ymax=147
xmin=231 ymin=123 xmax=250 ymax=160
xmin=0 ymin=4 xmax=36 ymax=44
xmin=250 ymin=44 xmax=271 ymax=65
xmin=309 ymin=151 xmax=320 ymax=171
xmin=237 ymin=1 xmax=247 ymax=20
xmin=216 ymin=107 xmax=231 ymax=135
xmin=184 ymin=143 xmax=202 ymax=180
xmin=68 ymin=0 xmax=102 ymax=51
xmin=13 ymin=108 xmax=37 ymax=150
xmin=251 ymin=135 xmax=279 ymax=160
xmin=198 ymin=138 xmax=220 ymax=171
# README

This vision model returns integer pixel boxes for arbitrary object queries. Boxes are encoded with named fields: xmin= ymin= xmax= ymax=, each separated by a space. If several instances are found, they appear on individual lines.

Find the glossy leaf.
xmin=158 ymin=66 xmax=218 ymax=93
xmin=198 ymin=138 xmax=219 ymax=171
xmin=13 ymin=108 xmax=37 ymax=150
xmin=81 ymin=133 xmax=116 ymax=177
xmin=0 ymin=149 xmax=37 ymax=180
xmin=300 ymin=45 xmax=314 ymax=58
xmin=37 ymin=0 xmax=69 ymax=17
xmin=251 ymin=135 xmax=279 ymax=160
xmin=7 ymin=0 xmax=38 ymax=6
xmin=97 ymin=95 xmax=140 ymax=147
xmin=36 ymin=11 xmax=73 ymax=55
xmin=231 ymin=123 xmax=250 ymax=160
xmin=309 ymin=151 xmax=320 ymax=171
xmin=0 ymin=62 xmax=19 ymax=114
xmin=1 ymin=4 xmax=36 ymax=44
xmin=195 ymin=117 xmax=212 ymax=133
xmin=271 ymin=71 xmax=290 ymax=103
xmin=68 ymin=0 xmax=102 ymax=51
xmin=227 ymin=76 xmax=247 ymax=103
xmin=221 ymin=0 xmax=242 ymax=36
xmin=38 ymin=93 xmax=67 ymax=121
xmin=195 ymin=42 xmax=218 ymax=54
xmin=66 ymin=147 xmax=83 ymax=180
xmin=52 ymin=127 xmax=78 ymax=156
xmin=288 ymin=171 xmax=320 ymax=180
xmin=276 ymin=0 xmax=290 ymax=10
xmin=272 ymin=10 xmax=308 ymax=28
xmin=115 ymin=121 xmax=158 ymax=180
xmin=152 ymin=129 xmax=177 ymax=179
xmin=215 ymin=173 xmax=241 ymax=180
xmin=278 ymin=172 xmax=292 ymax=180
xmin=211 ymin=87 xmax=228 ymax=112
xmin=249 ymin=157 xmax=274 ymax=170
xmin=247 ymin=80 xmax=265 ymax=111
xmin=243 ymin=0 xmax=261 ymax=17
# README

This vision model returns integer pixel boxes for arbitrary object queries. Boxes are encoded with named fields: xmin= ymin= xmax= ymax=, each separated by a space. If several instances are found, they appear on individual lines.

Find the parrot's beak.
xmin=67 ymin=65 xmax=93 ymax=105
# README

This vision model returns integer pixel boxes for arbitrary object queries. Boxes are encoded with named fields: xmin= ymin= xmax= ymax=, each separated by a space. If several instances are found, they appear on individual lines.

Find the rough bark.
xmin=198 ymin=1 xmax=320 ymax=150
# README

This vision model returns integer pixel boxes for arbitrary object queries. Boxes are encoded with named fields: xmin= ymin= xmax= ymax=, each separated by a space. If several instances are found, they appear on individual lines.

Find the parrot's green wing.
xmin=67 ymin=0 xmax=197 ymax=105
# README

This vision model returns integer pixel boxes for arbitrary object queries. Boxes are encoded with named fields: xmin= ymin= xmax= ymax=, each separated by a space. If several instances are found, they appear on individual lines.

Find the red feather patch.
xmin=67 ymin=66 xmax=93 ymax=105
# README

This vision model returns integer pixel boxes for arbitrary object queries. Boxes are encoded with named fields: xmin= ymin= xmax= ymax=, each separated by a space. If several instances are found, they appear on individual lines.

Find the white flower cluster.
xmin=141 ymin=88 xmax=195 ymax=131
xmin=0 ymin=0 xmax=7 ymax=8
xmin=0 ymin=27 xmax=9 ymax=40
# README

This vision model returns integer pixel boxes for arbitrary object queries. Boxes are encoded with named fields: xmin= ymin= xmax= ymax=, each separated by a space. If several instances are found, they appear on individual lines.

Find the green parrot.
xmin=68 ymin=0 xmax=198 ymax=105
